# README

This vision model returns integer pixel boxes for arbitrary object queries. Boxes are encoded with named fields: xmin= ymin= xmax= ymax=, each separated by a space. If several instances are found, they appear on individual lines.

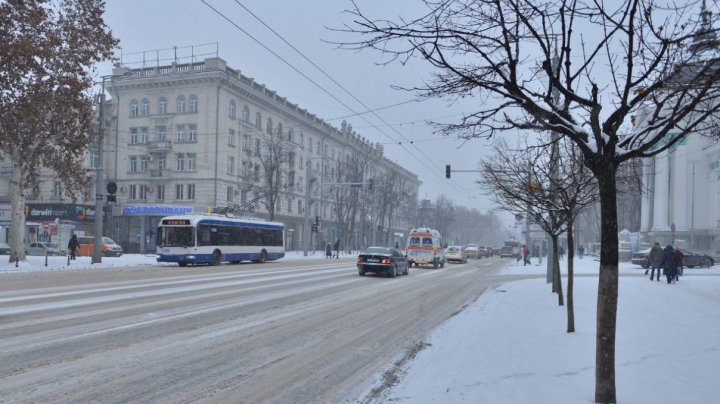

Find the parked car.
xmin=464 ymin=244 xmax=480 ymax=259
xmin=0 ymin=242 xmax=10 ymax=255
xmin=682 ymin=250 xmax=715 ymax=268
xmin=446 ymin=245 xmax=467 ymax=263
xmin=632 ymin=248 xmax=715 ymax=268
xmin=630 ymin=248 xmax=651 ymax=268
xmin=499 ymin=246 xmax=517 ymax=258
xmin=357 ymin=246 xmax=409 ymax=277
xmin=25 ymin=242 xmax=64 ymax=256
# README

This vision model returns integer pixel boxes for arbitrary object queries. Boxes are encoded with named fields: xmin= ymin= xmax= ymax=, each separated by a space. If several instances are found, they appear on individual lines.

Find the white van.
xmin=405 ymin=228 xmax=446 ymax=268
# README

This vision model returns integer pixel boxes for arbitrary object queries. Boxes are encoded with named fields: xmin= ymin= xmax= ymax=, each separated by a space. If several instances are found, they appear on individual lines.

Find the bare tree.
xmin=247 ymin=127 xmax=288 ymax=221
xmin=0 ymin=0 xmax=117 ymax=262
xmin=340 ymin=1 xmax=720 ymax=401
xmin=332 ymin=154 xmax=370 ymax=250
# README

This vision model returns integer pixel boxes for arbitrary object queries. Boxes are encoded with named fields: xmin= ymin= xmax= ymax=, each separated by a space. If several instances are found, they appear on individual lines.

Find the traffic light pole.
xmin=92 ymin=78 xmax=107 ymax=264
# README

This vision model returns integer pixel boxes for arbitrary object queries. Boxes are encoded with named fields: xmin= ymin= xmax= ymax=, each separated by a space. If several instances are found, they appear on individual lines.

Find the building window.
xmin=156 ymin=125 xmax=166 ymax=142
xmin=288 ymin=128 xmax=294 ymax=143
xmin=317 ymin=141 xmax=320 ymax=155
xmin=139 ymin=184 xmax=148 ymax=200
xmin=187 ymin=184 xmax=195 ymax=200
xmin=241 ymin=161 xmax=248 ymax=177
xmin=52 ymin=181 xmax=62 ymax=199
xmin=188 ymin=153 xmax=196 ymax=170
xmin=140 ymin=156 xmax=149 ymax=172
xmin=189 ymin=94 xmax=198 ymax=113
xmin=266 ymin=117 xmax=273 ymax=134
xmin=176 ymin=95 xmax=186 ymax=113
xmin=227 ymin=186 xmax=234 ymax=202
xmin=130 ymin=128 xmax=139 ymax=144
xmin=176 ymin=153 xmax=185 ymax=171
xmin=287 ymin=197 xmax=293 ymax=213
xmin=176 ymin=124 xmax=187 ymax=142
xmin=243 ymin=134 xmax=250 ymax=151
xmin=156 ymin=184 xmax=165 ymax=200
xmin=140 ymin=98 xmax=149 ymax=116
xmin=158 ymin=97 xmax=167 ymax=114
xmin=277 ymin=123 xmax=283 ymax=137
xmin=255 ymin=138 xmax=261 ymax=156
xmin=309 ymin=137 xmax=313 ymax=153
xmin=242 ymin=105 xmax=250 ymax=122
xmin=228 ymin=128 xmax=236 ymax=146
xmin=241 ymin=189 xmax=248 ymax=204
xmin=229 ymin=100 xmax=236 ymax=119
xmin=140 ymin=127 xmax=149 ymax=143
xmin=129 ymin=156 xmax=138 ymax=172
xmin=227 ymin=156 xmax=235 ymax=175
xmin=158 ymin=157 xmax=166 ymax=171
xmin=175 ymin=184 xmax=184 ymax=200
xmin=188 ymin=124 xmax=197 ymax=141
xmin=300 ymin=132 xmax=304 ymax=148
xmin=255 ymin=112 xmax=262 ymax=129
xmin=88 ymin=149 xmax=99 ymax=168
xmin=298 ymin=199 xmax=303 ymax=214
xmin=130 ymin=99 xmax=138 ymax=116
xmin=129 ymin=185 xmax=137 ymax=200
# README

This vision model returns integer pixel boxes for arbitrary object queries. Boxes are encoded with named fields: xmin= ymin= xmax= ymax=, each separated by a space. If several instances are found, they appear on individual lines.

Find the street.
xmin=0 ymin=256 xmax=517 ymax=403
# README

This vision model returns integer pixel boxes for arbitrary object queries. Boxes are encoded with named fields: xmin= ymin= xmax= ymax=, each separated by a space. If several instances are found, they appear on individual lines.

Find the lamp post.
xmin=92 ymin=77 xmax=109 ymax=264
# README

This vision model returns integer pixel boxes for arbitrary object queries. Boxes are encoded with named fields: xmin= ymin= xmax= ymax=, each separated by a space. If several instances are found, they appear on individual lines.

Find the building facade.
xmin=101 ymin=56 xmax=420 ymax=252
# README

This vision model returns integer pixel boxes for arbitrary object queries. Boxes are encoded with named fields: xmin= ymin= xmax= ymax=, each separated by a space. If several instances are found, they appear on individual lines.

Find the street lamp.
xmin=92 ymin=74 xmax=119 ymax=263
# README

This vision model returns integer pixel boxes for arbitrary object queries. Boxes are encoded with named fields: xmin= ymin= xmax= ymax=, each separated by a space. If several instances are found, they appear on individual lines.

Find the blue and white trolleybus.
xmin=156 ymin=214 xmax=285 ymax=266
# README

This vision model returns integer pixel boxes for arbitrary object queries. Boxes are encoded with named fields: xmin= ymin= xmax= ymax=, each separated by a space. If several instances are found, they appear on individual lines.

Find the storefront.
xmin=22 ymin=203 xmax=96 ymax=246
xmin=116 ymin=204 xmax=195 ymax=253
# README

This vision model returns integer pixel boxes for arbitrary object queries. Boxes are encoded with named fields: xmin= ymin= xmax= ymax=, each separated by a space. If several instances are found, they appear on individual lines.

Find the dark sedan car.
xmin=682 ymin=250 xmax=715 ymax=268
xmin=631 ymin=248 xmax=715 ymax=268
xmin=357 ymin=246 xmax=409 ymax=277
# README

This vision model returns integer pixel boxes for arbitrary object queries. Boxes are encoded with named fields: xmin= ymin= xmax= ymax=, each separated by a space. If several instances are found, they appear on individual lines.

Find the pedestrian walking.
xmin=675 ymin=247 xmax=684 ymax=282
xmin=333 ymin=238 xmax=341 ymax=259
xmin=67 ymin=234 xmax=79 ymax=260
xmin=559 ymin=246 xmax=565 ymax=261
xmin=578 ymin=245 xmax=585 ymax=259
xmin=522 ymin=244 xmax=530 ymax=266
xmin=660 ymin=244 xmax=678 ymax=284
xmin=648 ymin=242 xmax=663 ymax=281
xmin=325 ymin=242 xmax=332 ymax=259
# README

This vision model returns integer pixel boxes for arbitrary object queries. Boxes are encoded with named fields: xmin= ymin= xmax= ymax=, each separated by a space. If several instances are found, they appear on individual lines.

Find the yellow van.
xmin=76 ymin=236 xmax=123 ymax=257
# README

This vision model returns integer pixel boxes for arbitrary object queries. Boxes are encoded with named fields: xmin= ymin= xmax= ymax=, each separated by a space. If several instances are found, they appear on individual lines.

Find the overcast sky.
xmin=100 ymin=0 xmax=511 ymax=223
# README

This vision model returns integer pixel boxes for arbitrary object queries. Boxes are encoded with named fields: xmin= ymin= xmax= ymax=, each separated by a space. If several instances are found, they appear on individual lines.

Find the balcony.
xmin=147 ymin=140 xmax=172 ymax=153
xmin=149 ymin=169 xmax=172 ymax=179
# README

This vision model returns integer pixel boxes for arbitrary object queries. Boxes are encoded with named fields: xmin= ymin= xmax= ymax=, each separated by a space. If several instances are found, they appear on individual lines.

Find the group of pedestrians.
xmin=325 ymin=238 xmax=341 ymax=259
xmin=647 ymin=242 xmax=684 ymax=284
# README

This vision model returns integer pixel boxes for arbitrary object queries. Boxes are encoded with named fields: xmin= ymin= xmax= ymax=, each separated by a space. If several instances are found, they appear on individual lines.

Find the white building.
xmin=639 ymin=3 xmax=720 ymax=253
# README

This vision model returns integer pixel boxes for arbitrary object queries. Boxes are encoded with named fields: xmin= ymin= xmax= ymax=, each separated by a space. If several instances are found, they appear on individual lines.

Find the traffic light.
xmin=445 ymin=164 xmax=451 ymax=179
xmin=311 ymin=223 xmax=318 ymax=233
xmin=106 ymin=181 xmax=117 ymax=202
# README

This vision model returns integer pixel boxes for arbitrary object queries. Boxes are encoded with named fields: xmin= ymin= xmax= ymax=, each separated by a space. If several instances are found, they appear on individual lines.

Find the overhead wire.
xmin=199 ymin=0 xmax=479 ymax=201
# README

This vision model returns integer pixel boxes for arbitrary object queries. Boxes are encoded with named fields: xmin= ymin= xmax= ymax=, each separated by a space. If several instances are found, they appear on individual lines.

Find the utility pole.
xmin=303 ymin=160 xmax=314 ymax=256
xmin=92 ymin=77 xmax=108 ymax=264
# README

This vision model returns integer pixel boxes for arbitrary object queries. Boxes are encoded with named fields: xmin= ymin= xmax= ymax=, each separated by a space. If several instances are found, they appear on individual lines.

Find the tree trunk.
xmin=594 ymin=166 xmax=619 ymax=404
xmin=566 ymin=220 xmax=575 ymax=333
xmin=9 ymin=149 xmax=26 ymax=262
xmin=551 ymin=234 xmax=564 ymax=306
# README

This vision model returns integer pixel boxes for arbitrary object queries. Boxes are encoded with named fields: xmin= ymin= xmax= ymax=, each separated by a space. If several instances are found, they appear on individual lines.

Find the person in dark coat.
xmin=660 ymin=245 xmax=677 ymax=284
xmin=333 ymin=238 xmax=340 ymax=259
xmin=648 ymin=242 xmax=663 ymax=281
xmin=325 ymin=242 xmax=332 ymax=259
xmin=67 ymin=234 xmax=79 ymax=260
xmin=675 ymin=248 xmax=684 ymax=282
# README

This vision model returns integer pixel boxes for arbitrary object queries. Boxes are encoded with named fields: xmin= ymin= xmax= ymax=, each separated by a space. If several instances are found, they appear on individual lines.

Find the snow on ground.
xmin=373 ymin=257 xmax=720 ymax=404
xmin=2 ymin=252 xmax=719 ymax=404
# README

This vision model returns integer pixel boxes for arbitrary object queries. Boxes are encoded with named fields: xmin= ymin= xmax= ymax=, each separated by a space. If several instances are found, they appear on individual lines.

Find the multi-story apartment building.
xmin=100 ymin=56 xmax=420 ymax=253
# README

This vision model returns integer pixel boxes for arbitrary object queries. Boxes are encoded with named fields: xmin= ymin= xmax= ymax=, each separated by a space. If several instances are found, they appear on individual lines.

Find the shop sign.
xmin=24 ymin=203 xmax=95 ymax=222
xmin=122 ymin=205 xmax=194 ymax=216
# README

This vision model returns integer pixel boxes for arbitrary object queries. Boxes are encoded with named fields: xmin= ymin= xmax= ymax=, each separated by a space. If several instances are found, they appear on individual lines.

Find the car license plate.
xmin=367 ymin=258 xmax=379 ymax=262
